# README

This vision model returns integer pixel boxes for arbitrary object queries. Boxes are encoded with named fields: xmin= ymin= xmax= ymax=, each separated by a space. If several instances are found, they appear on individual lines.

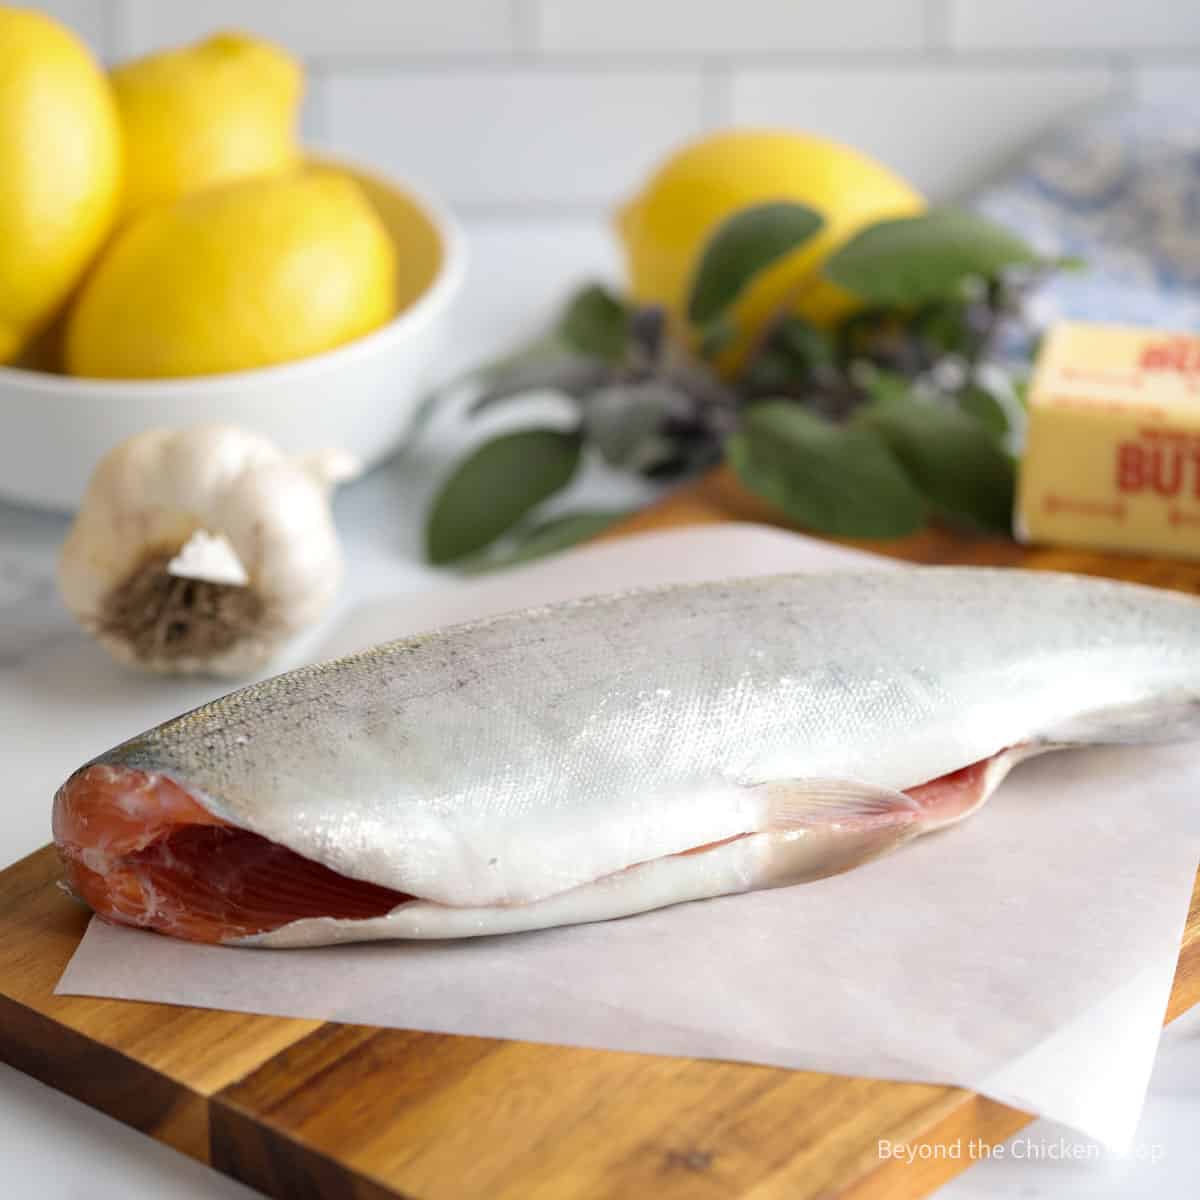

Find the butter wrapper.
xmin=1016 ymin=320 xmax=1200 ymax=558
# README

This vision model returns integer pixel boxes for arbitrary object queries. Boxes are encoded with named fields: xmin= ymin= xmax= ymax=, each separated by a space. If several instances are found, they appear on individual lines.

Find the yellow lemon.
xmin=65 ymin=171 xmax=398 ymax=379
xmin=111 ymin=31 xmax=302 ymax=220
xmin=617 ymin=128 xmax=925 ymax=346
xmin=0 ymin=6 xmax=120 ymax=363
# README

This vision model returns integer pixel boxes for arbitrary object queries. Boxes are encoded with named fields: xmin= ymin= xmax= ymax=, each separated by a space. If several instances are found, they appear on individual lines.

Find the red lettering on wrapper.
xmin=1140 ymin=335 xmax=1200 ymax=373
xmin=1116 ymin=433 xmax=1200 ymax=499
xmin=1138 ymin=336 xmax=1200 ymax=393
xmin=1043 ymin=494 xmax=1125 ymax=521
xmin=1116 ymin=443 xmax=1145 ymax=492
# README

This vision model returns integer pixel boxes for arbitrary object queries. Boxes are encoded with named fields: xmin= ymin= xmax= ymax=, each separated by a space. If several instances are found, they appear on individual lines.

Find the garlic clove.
xmin=166 ymin=530 xmax=250 ymax=587
xmin=297 ymin=448 xmax=362 ymax=491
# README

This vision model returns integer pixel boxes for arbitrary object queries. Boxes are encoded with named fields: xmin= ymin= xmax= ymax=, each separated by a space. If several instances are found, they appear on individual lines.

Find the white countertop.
xmin=0 ymin=220 xmax=1196 ymax=1200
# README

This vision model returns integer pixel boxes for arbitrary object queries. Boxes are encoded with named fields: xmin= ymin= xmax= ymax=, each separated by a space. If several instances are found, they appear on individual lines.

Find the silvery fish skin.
xmin=60 ymin=568 xmax=1200 ymax=946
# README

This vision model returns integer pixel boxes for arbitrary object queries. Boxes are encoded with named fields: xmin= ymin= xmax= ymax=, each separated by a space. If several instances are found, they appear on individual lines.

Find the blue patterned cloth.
xmin=973 ymin=103 xmax=1200 ymax=332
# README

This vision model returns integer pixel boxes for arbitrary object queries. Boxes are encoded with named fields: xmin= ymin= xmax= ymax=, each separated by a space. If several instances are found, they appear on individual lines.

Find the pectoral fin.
xmin=751 ymin=776 xmax=925 ymax=887
xmin=751 ymin=747 xmax=1040 ymax=887
xmin=754 ymin=776 xmax=920 ymax=825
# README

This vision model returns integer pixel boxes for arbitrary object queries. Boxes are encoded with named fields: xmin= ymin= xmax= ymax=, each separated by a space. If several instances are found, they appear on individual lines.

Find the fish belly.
xmin=53 ymin=749 xmax=1018 ymax=946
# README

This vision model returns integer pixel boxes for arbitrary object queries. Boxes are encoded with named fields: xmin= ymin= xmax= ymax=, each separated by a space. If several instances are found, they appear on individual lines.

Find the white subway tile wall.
xmin=34 ymin=0 xmax=1200 ymax=214
xmin=534 ymin=0 xmax=929 ymax=55
xmin=948 ymin=0 xmax=1200 ymax=52
xmin=117 ymin=0 xmax=517 ymax=60
xmin=729 ymin=66 xmax=1115 ymax=199
xmin=323 ymin=69 xmax=706 ymax=208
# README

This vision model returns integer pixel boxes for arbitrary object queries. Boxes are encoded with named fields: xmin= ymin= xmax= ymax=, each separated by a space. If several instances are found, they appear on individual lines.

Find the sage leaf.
xmin=466 ymin=281 xmax=630 ymax=415
xmin=728 ymin=402 xmax=927 ymax=537
xmin=857 ymin=366 xmax=912 ymax=406
xmin=823 ymin=209 xmax=1040 ymax=307
xmin=740 ymin=345 xmax=800 ymax=395
xmin=468 ymin=356 xmax=612 ymax=415
xmin=426 ymin=429 xmax=582 ymax=564
xmin=697 ymin=315 xmax=737 ymax=359
xmin=857 ymin=394 xmax=1014 ymax=532
xmin=461 ymin=510 xmax=629 ymax=574
xmin=582 ymin=381 xmax=684 ymax=474
xmin=558 ymin=283 xmax=630 ymax=362
xmin=686 ymin=202 xmax=824 ymax=325
xmin=773 ymin=316 xmax=836 ymax=371
xmin=911 ymin=302 xmax=974 ymax=358
xmin=958 ymin=383 xmax=1010 ymax=437
xmin=409 ymin=331 xmax=564 ymax=431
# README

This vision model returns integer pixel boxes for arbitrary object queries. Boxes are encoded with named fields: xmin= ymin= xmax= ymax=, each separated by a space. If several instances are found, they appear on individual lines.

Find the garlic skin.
xmin=59 ymin=426 xmax=360 ymax=677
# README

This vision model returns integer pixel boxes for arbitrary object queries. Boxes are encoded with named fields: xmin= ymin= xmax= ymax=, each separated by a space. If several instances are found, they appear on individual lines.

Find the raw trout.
xmin=53 ymin=568 xmax=1200 ymax=947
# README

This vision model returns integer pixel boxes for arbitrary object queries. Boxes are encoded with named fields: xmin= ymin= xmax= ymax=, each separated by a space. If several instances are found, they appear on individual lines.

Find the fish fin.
xmin=753 ymin=776 xmax=920 ymax=829
xmin=748 ymin=777 xmax=925 ymax=888
xmin=1037 ymin=690 xmax=1200 ymax=747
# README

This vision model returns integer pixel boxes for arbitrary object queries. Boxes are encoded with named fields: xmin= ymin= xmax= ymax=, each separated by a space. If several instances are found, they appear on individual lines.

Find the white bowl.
xmin=0 ymin=157 xmax=467 ymax=512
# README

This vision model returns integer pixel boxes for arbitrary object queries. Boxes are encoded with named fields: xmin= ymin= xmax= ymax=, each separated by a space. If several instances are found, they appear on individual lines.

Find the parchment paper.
xmin=57 ymin=525 xmax=1200 ymax=1149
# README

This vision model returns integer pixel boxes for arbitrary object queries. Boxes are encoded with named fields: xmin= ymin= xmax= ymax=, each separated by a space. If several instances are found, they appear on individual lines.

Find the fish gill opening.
xmin=52 ymin=763 xmax=412 ymax=944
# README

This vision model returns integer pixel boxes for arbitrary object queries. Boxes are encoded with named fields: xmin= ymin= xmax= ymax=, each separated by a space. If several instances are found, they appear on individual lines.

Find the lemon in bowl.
xmin=0 ymin=6 xmax=120 ymax=364
xmin=110 ymin=30 xmax=302 ymax=221
xmin=66 ymin=169 xmax=400 ymax=379
xmin=0 ymin=157 xmax=466 ymax=512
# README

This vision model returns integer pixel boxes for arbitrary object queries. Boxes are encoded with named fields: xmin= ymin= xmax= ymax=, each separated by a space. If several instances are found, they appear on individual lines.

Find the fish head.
xmin=51 ymin=759 xmax=413 ymax=944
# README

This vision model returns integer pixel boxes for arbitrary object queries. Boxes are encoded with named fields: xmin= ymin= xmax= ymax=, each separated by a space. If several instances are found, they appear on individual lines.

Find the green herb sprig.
xmin=425 ymin=205 xmax=1071 ymax=569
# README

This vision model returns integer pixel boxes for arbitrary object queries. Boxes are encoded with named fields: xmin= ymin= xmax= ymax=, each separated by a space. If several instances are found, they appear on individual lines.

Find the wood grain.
xmin=2 ymin=469 xmax=1198 ymax=1199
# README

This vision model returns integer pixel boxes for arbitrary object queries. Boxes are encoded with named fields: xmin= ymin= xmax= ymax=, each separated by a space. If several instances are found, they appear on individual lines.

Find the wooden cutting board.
xmin=3 ymin=466 xmax=1199 ymax=1200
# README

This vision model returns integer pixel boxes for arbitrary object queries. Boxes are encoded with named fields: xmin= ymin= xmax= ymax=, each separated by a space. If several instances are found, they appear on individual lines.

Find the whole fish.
xmin=54 ymin=568 xmax=1200 ymax=947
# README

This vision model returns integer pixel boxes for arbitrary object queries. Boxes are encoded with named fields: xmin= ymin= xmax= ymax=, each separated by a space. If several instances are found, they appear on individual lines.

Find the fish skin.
xmin=60 ymin=568 xmax=1200 ymax=945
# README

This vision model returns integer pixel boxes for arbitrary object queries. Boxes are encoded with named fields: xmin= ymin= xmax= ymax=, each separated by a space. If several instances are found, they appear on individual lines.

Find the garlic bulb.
xmin=59 ymin=425 xmax=359 ymax=677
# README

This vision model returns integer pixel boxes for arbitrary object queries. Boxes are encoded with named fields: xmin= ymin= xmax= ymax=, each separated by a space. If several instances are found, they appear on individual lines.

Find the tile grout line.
xmin=511 ymin=0 xmax=540 ymax=55
xmin=103 ymin=0 xmax=126 ymax=63
xmin=924 ymin=0 xmax=950 ymax=51
xmin=303 ymin=62 xmax=331 ymax=146
xmin=699 ymin=59 xmax=732 ymax=130
xmin=300 ymin=48 xmax=1200 ymax=74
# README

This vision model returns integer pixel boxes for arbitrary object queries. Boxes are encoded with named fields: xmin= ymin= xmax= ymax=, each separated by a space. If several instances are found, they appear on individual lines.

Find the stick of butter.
xmin=1015 ymin=320 xmax=1200 ymax=559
